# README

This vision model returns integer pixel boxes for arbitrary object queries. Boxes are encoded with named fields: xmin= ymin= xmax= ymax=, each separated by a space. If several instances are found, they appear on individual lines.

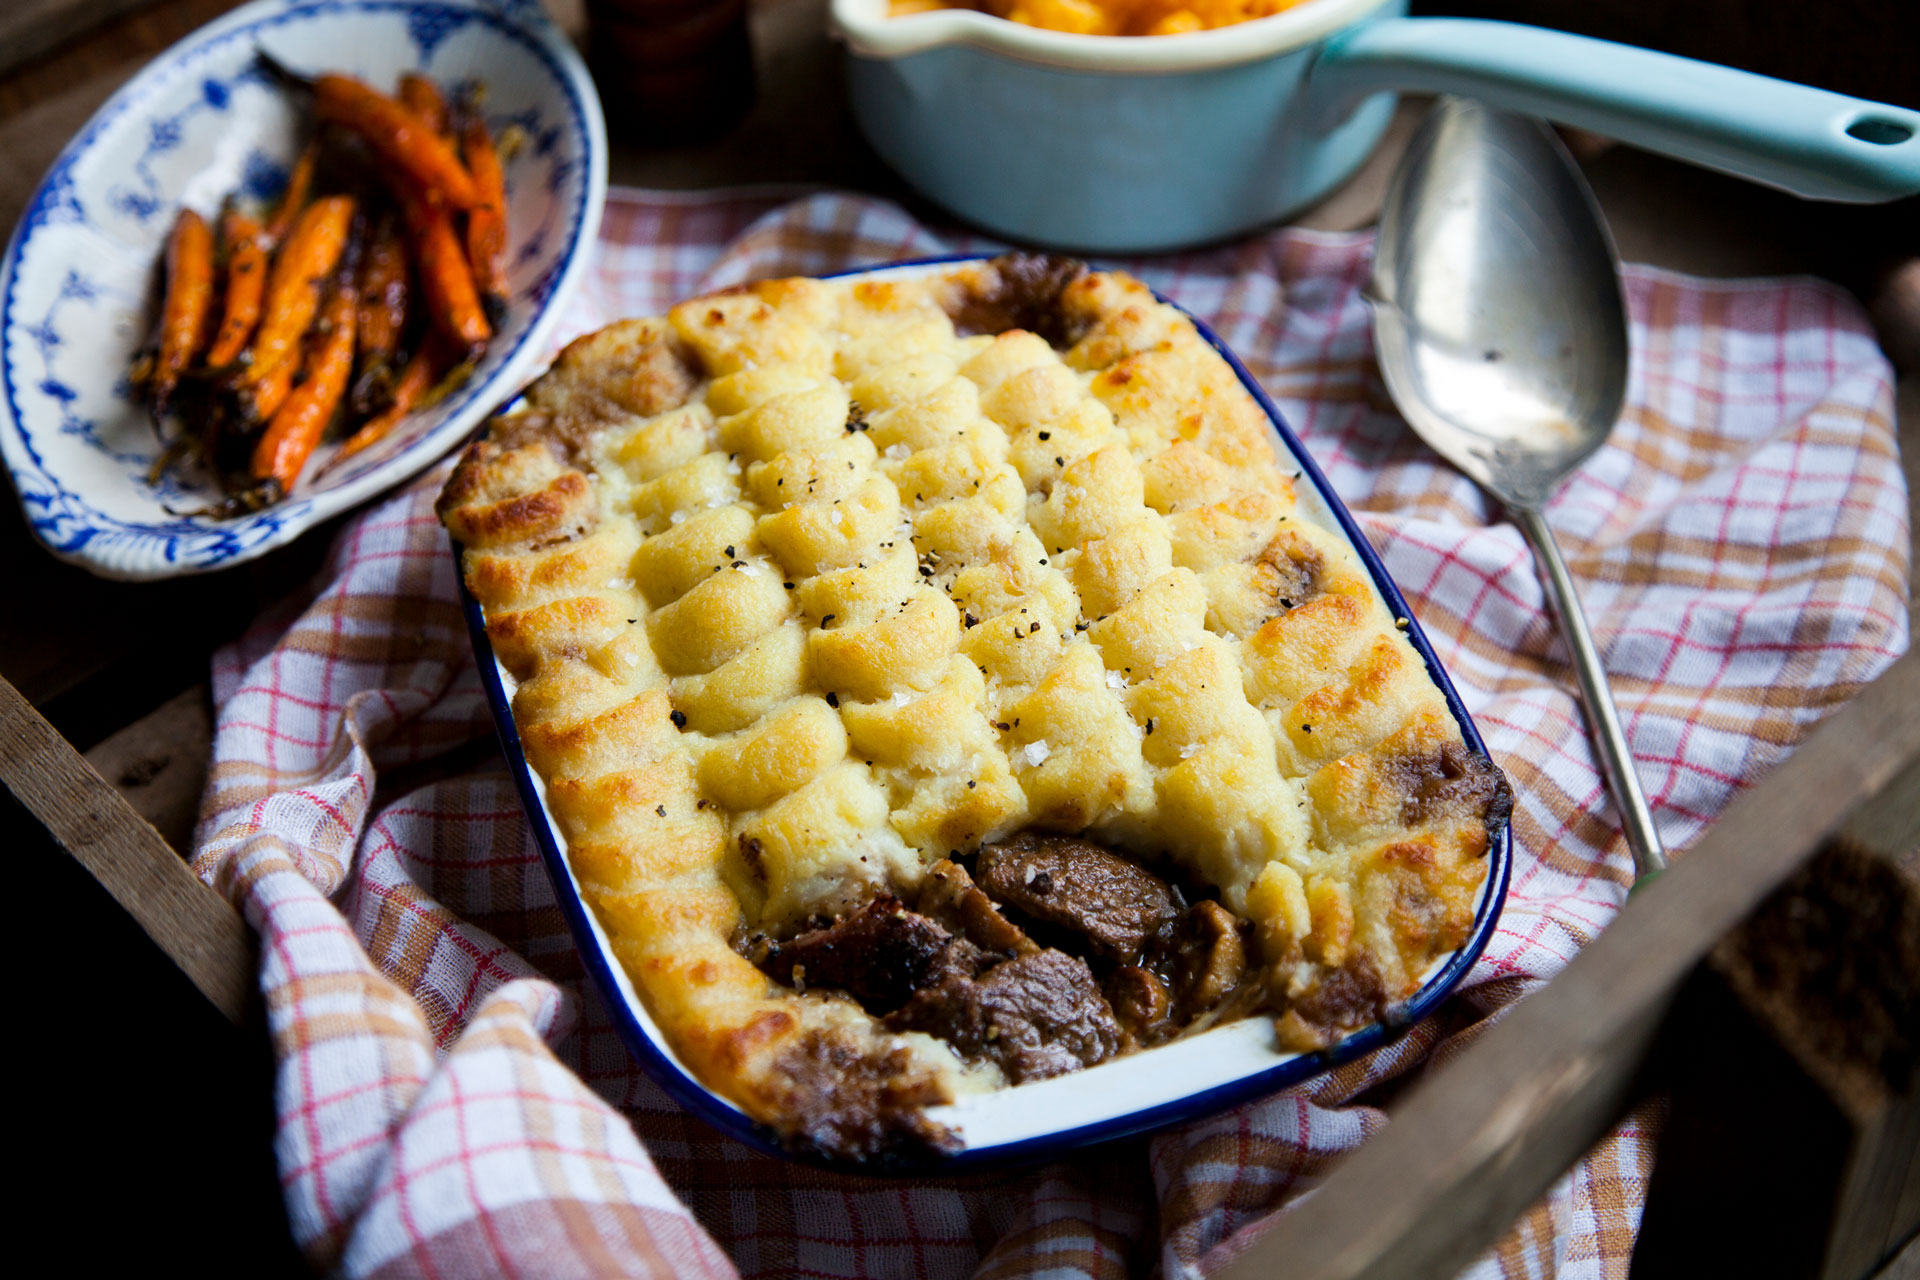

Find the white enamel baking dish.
xmin=457 ymin=257 xmax=1514 ymax=1171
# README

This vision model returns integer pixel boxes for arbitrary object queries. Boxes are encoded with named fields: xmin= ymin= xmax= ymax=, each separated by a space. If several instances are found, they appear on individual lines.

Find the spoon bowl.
xmin=1370 ymin=99 xmax=1629 ymax=509
xmin=1368 ymin=97 xmax=1668 ymax=882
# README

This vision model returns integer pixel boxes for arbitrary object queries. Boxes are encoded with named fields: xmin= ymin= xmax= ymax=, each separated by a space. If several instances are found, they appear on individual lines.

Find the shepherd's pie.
xmin=438 ymin=256 xmax=1509 ymax=1160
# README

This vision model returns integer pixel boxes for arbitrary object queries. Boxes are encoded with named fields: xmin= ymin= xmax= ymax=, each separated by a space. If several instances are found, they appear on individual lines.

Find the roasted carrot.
xmin=206 ymin=204 xmax=268 ymax=368
xmin=460 ymin=110 xmax=509 ymax=318
xmin=336 ymin=338 xmax=440 ymax=460
xmin=351 ymin=213 xmax=410 ymax=414
xmin=398 ymin=72 xmax=448 ymax=136
xmin=238 ymin=195 xmax=356 ymax=388
xmin=314 ymin=73 xmax=478 ymax=208
xmin=394 ymin=181 xmax=490 ymax=355
xmin=252 ymin=270 xmax=357 ymax=489
xmin=239 ymin=350 xmax=299 ymax=426
xmin=150 ymin=207 xmax=214 ymax=420
xmin=262 ymin=141 xmax=318 ymax=248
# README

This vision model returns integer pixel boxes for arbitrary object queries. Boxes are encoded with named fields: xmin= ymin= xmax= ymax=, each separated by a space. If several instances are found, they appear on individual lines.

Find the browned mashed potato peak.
xmin=438 ymin=255 xmax=1508 ymax=1161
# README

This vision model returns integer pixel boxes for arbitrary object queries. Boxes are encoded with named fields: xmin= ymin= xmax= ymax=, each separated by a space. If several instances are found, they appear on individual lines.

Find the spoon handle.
xmin=1514 ymin=506 xmax=1669 ymax=884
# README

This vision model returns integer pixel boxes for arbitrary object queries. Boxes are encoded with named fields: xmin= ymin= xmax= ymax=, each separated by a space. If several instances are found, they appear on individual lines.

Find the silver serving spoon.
xmin=1367 ymin=97 xmax=1668 ymax=885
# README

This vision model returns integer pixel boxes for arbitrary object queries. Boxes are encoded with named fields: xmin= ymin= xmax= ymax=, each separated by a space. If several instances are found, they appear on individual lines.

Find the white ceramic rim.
xmin=0 ymin=0 xmax=608 ymax=581
xmin=830 ymin=0 xmax=1393 ymax=72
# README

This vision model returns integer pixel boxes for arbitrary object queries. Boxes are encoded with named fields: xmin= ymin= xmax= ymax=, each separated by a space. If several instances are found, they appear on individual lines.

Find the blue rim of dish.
xmin=0 ymin=0 xmax=595 ymax=571
xmin=453 ymin=254 xmax=1513 ymax=1175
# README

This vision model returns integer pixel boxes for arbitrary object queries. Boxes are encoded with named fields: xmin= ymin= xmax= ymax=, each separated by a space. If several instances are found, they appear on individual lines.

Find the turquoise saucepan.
xmin=830 ymin=0 xmax=1920 ymax=253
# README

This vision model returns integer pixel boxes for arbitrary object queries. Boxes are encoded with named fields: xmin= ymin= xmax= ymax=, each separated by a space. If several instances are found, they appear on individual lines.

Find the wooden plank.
xmin=1796 ymin=835 xmax=1920 ymax=1279
xmin=0 ymin=0 xmax=166 ymax=77
xmin=1827 ymin=746 xmax=1920 ymax=1278
xmin=1870 ymin=1229 xmax=1919 ymax=1280
xmin=1209 ymin=646 xmax=1920 ymax=1280
xmin=82 ymin=683 xmax=211 ymax=853
xmin=0 ymin=0 xmax=241 ymax=119
xmin=1841 ymin=736 xmax=1920 ymax=896
xmin=0 ymin=674 xmax=250 ymax=1021
xmin=1636 ymin=836 xmax=1920 ymax=1280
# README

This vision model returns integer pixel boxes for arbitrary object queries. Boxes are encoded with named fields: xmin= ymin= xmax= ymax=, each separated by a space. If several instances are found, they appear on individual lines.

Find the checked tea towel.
xmin=192 ymin=189 xmax=1910 ymax=1279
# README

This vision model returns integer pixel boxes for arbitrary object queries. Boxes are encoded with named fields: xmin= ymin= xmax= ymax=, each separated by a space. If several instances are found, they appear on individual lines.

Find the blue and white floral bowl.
xmin=0 ymin=0 xmax=605 ymax=579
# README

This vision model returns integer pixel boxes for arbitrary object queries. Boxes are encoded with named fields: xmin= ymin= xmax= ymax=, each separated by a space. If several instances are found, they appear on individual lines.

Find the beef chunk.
xmin=918 ymin=858 xmax=1038 ymax=959
xmin=765 ymin=1029 xmax=959 ymax=1161
xmin=940 ymin=254 xmax=1088 ymax=348
xmin=1106 ymin=964 xmax=1173 ymax=1046
xmin=1390 ymin=741 xmax=1513 ymax=837
xmin=1275 ymin=955 xmax=1390 ymax=1052
xmin=1163 ymin=900 xmax=1248 ymax=1022
xmin=887 ymin=950 xmax=1121 ymax=1083
xmin=763 ymin=897 xmax=980 ymax=1014
xmin=1252 ymin=530 xmax=1325 ymax=613
xmin=976 ymin=832 xmax=1183 ymax=962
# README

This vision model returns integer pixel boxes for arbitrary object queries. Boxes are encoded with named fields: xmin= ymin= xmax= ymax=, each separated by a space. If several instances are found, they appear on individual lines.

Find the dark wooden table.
xmin=2 ymin=1 xmax=1915 ymax=1274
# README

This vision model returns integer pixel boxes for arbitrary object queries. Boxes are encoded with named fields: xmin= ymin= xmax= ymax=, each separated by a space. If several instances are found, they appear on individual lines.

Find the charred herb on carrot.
xmin=257 ymin=52 xmax=479 ymax=210
xmin=334 ymin=335 xmax=442 ymax=461
xmin=460 ymin=109 xmax=509 ymax=322
xmin=235 ymin=194 xmax=356 ymax=391
xmin=394 ymin=180 xmax=490 ymax=356
xmin=252 ymin=245 xmax=360 ymax=490
xmin=351 ymin=212 xmax=410 ymax=415
xmin=307 ymin=71 xmax=479 ymax=208
xmin=238 ymin=348 xmax=299 ymax=427
xmin=148 ymin=206 xmax=214 ymax=424
xmin=262 ymin=140 xmax=318 ymax=248
xmin=206 ymin=203 xmax=268 ymax=368
xmin=399 ymin=71 xmax=449 ymax=136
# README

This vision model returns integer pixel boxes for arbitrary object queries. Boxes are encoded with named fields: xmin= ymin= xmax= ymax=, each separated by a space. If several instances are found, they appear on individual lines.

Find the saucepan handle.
xmin=1309 ymin=17 xmax=1920 ymax=203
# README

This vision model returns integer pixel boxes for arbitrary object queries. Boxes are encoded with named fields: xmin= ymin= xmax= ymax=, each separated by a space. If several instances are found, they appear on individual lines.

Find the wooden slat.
xmin=83 ymin=683 xmax=212 ymax=853
xmin=1210 ymin=646 xmax=1920 ymax=1280
xmin=0 ymin=674 xmax=250 ymax=1021
xmin=0 ymin=0 xmax=166 ymax=77
xmin=1636 ymin=835 xmax=1920 ymax=1280
xmin=1869 ymin=1229 xmax=1919 ymax=1280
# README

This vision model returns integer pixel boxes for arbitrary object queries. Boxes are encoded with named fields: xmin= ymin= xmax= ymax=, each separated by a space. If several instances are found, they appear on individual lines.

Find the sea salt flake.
xmin=1104 ymin=669 xmax=1126 ymax=690
xmin=884 ymin=442 xmax=912 ymax=461
xmin=890 ymin=690 xmax=913 ymax=707
xmin=1179 ymin=742 xmax=1204 ymax=759
xmin=1016 ymin=740 xmax=1051 ymax=768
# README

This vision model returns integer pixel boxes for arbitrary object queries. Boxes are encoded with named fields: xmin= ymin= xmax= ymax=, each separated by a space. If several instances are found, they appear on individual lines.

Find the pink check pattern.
xmin=192 ymin=190 xmax=1909 ymax=1279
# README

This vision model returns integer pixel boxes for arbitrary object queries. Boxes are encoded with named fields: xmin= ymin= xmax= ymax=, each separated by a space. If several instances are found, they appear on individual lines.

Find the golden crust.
xmin=437 ymin=443 xmax=596 ymax=551
xmin=439 ymin=256 xmax=1507 ymax=1159
xmin=526 ymin=318 xmax=702 ymax=449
